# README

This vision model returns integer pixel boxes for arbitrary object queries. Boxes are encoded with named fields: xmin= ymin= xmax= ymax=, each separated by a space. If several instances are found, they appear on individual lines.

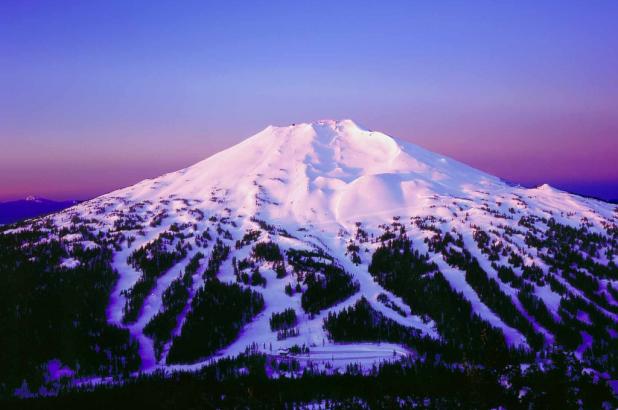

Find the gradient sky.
xmin=1 ymin=0 xmax=617 ymax=201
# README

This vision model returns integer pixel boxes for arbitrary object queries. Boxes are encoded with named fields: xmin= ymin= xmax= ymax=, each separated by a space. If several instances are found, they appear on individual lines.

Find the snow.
xmin=80 ymin=240 xmax=99 ymax=250
xmin=575 ymin=331 xmax=593 ymax=359
xmin=40 ymin=119 xmax=616 ymax=377
xmin=534 ymin=285 xmax=562 ymax=315
xmin=61 ymin=233 xmax=82 ymax=242
xmin=103 ymin=119 xmax=510 ymax=228
xmin=46 ymin=359 xmax=75 ymax=381
xmin=59 ymin=258 xmax=80 ymax=269
xmin=577 ymin=310 xmax=592 ymax=325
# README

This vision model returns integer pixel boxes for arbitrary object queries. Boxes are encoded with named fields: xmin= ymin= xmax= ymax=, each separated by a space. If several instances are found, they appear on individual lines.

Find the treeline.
xmin=442 ymin=246 xmax=545 ymax=350
xmin=143 ymin=252 xmax=204 ymax=361
xmin=472 ymin=216 xmax=618 ymax=378
xmin=524 ymin=217 xmax=617 ymax=283
xmin=202 ymin=239 xmax=230 ymax=279
xmin=369 ymin=234 xmax=519 ymax=367
xmin=323 ymin=297 xmax=442 ymax=356
xmin=233 ymin=258 xmax=267 ymax=287
xmin=166 ymin=279 xmax=264 ymax=364
xmin=16 ymin=351 xmax=616 ymax=409
xmin=301 ymin=264 xmax=359 ymax=314
xmin=514 ymin=217 xmax=618 ymax=373
xmin=253 ymin=241 xmax=286 ymax=278
xmin=252 ymin=241 xmax=283 ymax=262
xmin=559 ymin=295 xmax=618 ymax=374
xmin=123 ymin=231 xmax=189 ymax=324
xmin=516 ymin=289 xmax=580 ymax=350
xmin=0 ymin=229 xmax=140 ymax=398
xmin=234 ymin=229 xmax=260 ymax=249
xmin=269 ymin=308 xmax=297 ymax=331
xmin=285 ymin=248 xmax=359 ymax=314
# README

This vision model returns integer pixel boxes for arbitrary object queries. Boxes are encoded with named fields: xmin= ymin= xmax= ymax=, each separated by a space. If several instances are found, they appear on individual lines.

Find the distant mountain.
xmin=0 ymin=196 xmax=81 ymax=225
xmin=2 ymin=120 xmax=617 ymax=405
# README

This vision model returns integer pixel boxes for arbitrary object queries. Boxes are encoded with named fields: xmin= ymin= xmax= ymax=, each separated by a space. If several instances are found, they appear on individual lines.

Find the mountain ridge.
xmin=0 ymin=197 xmax=81 ymax=225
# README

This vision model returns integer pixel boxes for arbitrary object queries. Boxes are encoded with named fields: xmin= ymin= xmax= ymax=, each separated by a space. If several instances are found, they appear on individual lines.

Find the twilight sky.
xmin=1 ymin=1 xmax=617 ymax=201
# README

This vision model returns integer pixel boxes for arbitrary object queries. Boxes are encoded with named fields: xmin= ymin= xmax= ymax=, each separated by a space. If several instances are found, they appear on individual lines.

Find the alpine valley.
xmin=2 ymin=120 xmax=618 ymax=408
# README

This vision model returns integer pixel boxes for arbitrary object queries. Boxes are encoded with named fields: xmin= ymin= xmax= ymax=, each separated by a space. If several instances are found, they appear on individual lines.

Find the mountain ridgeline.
xmin=1 ymin=120 xmax=617 ymax=406
xmin=0 ymin=197 xmax=81 ymax=225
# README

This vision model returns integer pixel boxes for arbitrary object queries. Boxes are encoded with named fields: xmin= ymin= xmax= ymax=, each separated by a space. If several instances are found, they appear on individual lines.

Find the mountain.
xmin=2 ymin=120 xmax=617 ymax=406
xmin=0 ymin=196 xmax=81 ymax=225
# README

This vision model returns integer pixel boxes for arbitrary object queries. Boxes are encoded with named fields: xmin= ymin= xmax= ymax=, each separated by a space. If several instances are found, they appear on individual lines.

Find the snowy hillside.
xmin=2 ymin=120 xmax=617 ymax=399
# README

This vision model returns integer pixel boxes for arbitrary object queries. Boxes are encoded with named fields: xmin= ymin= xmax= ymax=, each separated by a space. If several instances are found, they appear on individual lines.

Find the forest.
xmin=165 ymin=279 xmax=264 ymax=364
xmin=0 ymin=227 xmax=140 ymax=397
xmin=7 ymin=351 xmax=615 ymax=409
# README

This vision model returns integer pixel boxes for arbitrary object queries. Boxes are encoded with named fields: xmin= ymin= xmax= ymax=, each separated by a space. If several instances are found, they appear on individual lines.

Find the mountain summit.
xmin=2 ymin=120 xmax=617 ymax=398
xmin=110 ymin=119 xmax=506 ymax=225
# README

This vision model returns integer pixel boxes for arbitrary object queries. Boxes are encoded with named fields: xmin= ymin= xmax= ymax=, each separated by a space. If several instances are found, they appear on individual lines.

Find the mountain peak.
xmin=262 ymin=119 xmax=366 ymax=135
xmin=107 ymin=120 xmax=510 ymax=224
xmin=276 ymin=118 xmax=361 ymax=128
xmin=312 ymin=118 xmax=363 ymax=129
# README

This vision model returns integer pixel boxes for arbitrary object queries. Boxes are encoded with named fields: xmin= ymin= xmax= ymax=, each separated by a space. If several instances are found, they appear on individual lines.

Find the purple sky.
xmin=1 ymin=1 xmax=617 ymax=201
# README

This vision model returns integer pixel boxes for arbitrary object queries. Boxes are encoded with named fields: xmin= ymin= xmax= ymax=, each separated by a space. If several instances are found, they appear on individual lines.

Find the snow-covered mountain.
xmin=106 ymin=119 xmax=505 ymax=224
xmin=2 ymin=119 xmax=617 ymax=397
